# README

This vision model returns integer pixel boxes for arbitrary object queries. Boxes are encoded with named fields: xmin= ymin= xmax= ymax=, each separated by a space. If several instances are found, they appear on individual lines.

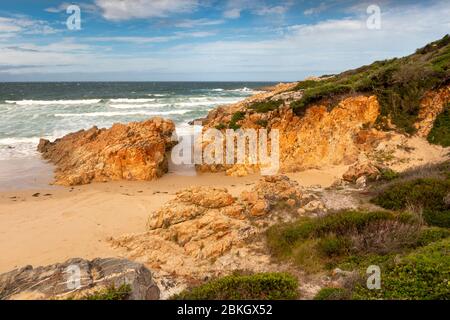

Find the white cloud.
xmin=223 ymin=0 xmax=291 ymax=19
xmin=0 ymin=16 xmax=58 ymax=37
xmin=95 ymin=0 xmax=198 ymax=21
xmin=255 ymin=5 xmax=288 ymax=16
xmin=86 ymin=31 xmax=214 ymax=44
xmin=1 ymin=0 xmax=449 ymax=80
xmin=304 ymin=2 xmax=330 ymax=16
xmin=45 ymin=2 xmax=98 ymax=13
xmin=174 ymin=18 xmax=224 ymax=28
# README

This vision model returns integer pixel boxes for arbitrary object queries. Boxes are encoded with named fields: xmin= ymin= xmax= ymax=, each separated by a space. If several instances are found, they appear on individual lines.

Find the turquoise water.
xmin=0 ymin=82 xmax=273 ymax=160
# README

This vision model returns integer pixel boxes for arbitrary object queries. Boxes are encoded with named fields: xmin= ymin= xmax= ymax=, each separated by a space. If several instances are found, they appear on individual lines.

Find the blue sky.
xmin=0 ymin=0 xmax=449 ymax=81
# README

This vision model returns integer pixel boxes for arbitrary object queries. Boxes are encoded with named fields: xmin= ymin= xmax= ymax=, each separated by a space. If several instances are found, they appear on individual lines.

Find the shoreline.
xmin=0 ymin=164 xmax=346 ymax=274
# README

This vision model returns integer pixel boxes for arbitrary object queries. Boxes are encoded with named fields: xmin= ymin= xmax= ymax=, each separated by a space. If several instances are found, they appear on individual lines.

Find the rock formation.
xmin=38 ymin=117 xmax=176 ymax=186
xmin=0 ymin=258 xmax=160 ymax=300
xmin=198 ymin=93 xmax=383 ymax=176
xmin=110 ymin=176 xmax=307 ymax=280
xmin=415 ymin=85 xmax=450 ymax=137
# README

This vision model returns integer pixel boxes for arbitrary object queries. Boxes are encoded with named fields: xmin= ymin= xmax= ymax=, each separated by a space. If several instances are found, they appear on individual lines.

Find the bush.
xmin=423 ymin=209 xmax=450 ymax=228
xmin=317 ymin=235 xmax=351 ymax=257
xmin=266 ymin=210 xmax=419 ymax=272
xmin=372 ymin=178 xmax=450 ymax=227
xmin=314 ymin=287 xmax=350 ymax=300
xmin=171 ymin=273 xmax=298 ymax=300
xmin=75 ymin=284 xmax=131 ymax=300
xmin=353 ymin=238 xmax=450 ymax=300
xmin=229 ymin=111 xmax=245 ymax=130
xmin=416 ymin=227 xmax=450 ymax=246
xmin=255 ymin=119 xmax=268 ymax=127
xmin=427 ymin=107 xmax=450 ymax=147
xmin=378 ymin=168 xmax=400 ymax=181
xmin=249 ymin=100 xmax=283 ymax=113
xmin=215 ymin=123 xmax=227 ymax=130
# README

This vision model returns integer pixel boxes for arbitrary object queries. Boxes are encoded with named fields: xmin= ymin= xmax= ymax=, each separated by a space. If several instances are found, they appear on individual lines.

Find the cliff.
xmin=198 ymin=35 xmax=450 ymax=177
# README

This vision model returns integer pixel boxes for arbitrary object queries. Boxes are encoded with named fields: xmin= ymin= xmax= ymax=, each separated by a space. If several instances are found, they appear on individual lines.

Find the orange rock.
xmin=37 ymin=117 xmax=176 ymax=186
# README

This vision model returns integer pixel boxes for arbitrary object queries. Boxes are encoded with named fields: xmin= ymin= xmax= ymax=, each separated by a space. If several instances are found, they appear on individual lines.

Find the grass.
xmin=427 ymin=105 xmax=450 ymax=147
xmin=352 ymin=238 xmax=450 ymax=300
xmin=171 ymin=272 xmax=298 ymax=300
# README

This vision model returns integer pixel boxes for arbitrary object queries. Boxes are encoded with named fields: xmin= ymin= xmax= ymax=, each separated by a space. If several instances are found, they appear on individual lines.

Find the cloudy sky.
xmin=0 ymin=0 xmax=449 ymax=81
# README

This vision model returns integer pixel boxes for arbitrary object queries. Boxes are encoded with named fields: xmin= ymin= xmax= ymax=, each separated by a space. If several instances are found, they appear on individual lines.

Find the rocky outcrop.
xmin=342 ymin=158 xmax=381 ymax=183
xmin=111 ymin=176 xmax=306 ymax=280
xmin=38 ymin=117 xmax=176 ymax=186
xmin=415 ymin=85 xmax=450 ymax=137
xmin=199 ymin=94 xmax=382 ymax=176
xmin=0 ymin=258 xmax=160 ymax=300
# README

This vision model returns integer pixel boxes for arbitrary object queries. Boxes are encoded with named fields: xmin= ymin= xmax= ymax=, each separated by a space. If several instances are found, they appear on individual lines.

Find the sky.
xmin=0 ymin=0 xmax=449 ymax=81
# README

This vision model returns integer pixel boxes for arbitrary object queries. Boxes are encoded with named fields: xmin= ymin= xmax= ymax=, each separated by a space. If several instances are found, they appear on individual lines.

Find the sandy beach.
xmin=0 ymin=155 xmax=347 ymax=274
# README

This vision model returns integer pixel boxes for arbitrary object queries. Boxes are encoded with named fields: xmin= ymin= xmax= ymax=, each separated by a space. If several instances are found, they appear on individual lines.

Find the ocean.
xmin=0 ymin=82 xmax=273 ymax=162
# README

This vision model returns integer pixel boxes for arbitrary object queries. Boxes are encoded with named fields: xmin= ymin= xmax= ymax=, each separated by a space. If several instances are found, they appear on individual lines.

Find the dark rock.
xmin=0 ymin=257 xmax=160 ymax=300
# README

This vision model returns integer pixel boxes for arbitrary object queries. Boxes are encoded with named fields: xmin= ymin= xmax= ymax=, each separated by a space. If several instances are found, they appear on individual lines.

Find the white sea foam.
xmin=109 ymin=98 xmax=156 ymax=103
xmin=5 ymin=99 xmax=102 ymax=106
xmin=54 ymin=110 xmax=191 ymax=117
xmin=109 ymin=103 xmax=169 ymax=109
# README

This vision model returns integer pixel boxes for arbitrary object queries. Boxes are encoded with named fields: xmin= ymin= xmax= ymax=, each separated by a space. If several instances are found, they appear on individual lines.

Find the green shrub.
xmin=416 ymin=227 xmax=450 ymax=246
xmin=423 ymin=209 xmax=450 ymax=228
xmin=353 ymin=238 xmax=450 ymax=300
xmin=266 ymin=210 xmax=418 ymax=272
xmin=314 ymin=287 xmax=350 ymax=300
xmin=379 ymin=168 xmax=400 ymax=181
xmin=372 ymin=177 xmax=450 ymax=227
xmin=248 ymin=100 xmax=283 ymax=113
xmin=76 ymin=284 xmax=132 ymax=300
xmin=215 ymin=123 xmax=227 ymax=130
xmin=427 ymin=107 xmax=450 ymax=147
xmin=229 ymin=111 xmax=245 ymax=130
xmin=171 ymin=273 xmax=298 ymax=300
xmin=317 ymin=235 xmax=351 ymax=257
xmin=255 ymin=119 xmax=268 ymax=127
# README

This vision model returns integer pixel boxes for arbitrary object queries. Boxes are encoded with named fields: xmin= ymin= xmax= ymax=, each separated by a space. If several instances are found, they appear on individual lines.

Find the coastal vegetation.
xmin=71 ymin=284 xmax=132 ymax=300
xmin=266 ymin=160 xmax=450 ymax=300
xmin=427 ymin=105 xmax=450 ymax=147
xmin=171 ymin=272 xmax=298 ymax=300
xmin=244 ymin=35 xmax=450 ymax=135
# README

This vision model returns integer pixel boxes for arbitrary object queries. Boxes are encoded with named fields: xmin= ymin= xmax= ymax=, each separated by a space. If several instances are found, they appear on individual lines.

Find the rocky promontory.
xmin=38 ymin=117 xmax=176 ymax=186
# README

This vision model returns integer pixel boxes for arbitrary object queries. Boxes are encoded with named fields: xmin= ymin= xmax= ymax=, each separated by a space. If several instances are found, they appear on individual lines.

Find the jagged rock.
xmin=342 ymin=160 xmax=380 ymax=182
xmin=241 ymin=175 xmax=304 ymax=216
xmin=0 ymin=258 xmax=160 ymax=300
xmin=303 ymin=200 xmax=326 ymax=212
xmin=37 ymin=117 xmax=176 ymax=186
xmin=415 ymin=85 xmax=450 ymax=137
xmin=111 ymin=175 xmax=305 ymax=279
xmin=200 ymin=95 xmax=382 ymax=175
xmin=355 ymin=176 xmax=367 ymax=188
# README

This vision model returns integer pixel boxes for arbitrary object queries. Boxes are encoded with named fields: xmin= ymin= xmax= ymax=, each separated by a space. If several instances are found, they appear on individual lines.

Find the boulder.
xmin=342 ymin=160 xmax=380 ymax=182
xmin=37 ymin=117 xmax=176 ymax=186
xmin=0 ymin=258 xmax=160 ymax=300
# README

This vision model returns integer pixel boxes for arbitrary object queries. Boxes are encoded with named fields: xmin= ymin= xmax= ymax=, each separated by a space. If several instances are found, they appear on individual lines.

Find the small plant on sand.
xmin=71 ymin=284 xmax=132 ymax=300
